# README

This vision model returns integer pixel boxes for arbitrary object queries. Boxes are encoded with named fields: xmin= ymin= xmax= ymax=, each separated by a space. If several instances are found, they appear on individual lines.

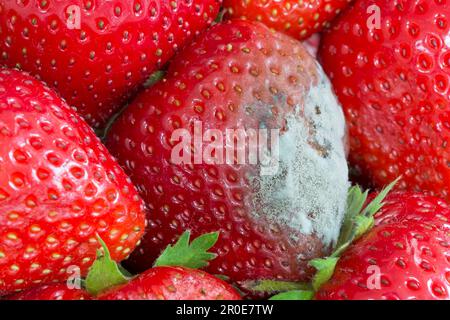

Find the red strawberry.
xmin=223 ymin=0 xmax=353 ymax=40
xmin=7 ymin=268 xmax=239 ymax=300
xmin=8 ymin=232 xmax=241 ymax=300
xmin=0 ymin=68 xmax=145 ymax=296
xmin=105 ymin=20 xmax=349 ymax=293
xmin=316 ymin=192 xmax=450 ymax=300
xmin=7 ymin=283 xmax=91 ymax=300
xmin=0 ymin=0 xmax=221 ymax=128
xmin=319 ymin=0 xmax=450 ymax=199
xmin=99 ymin=266 xmax=240 ymax=300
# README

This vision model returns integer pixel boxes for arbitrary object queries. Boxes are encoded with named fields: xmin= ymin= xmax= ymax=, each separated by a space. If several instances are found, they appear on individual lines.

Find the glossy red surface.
xmin=0 ymin=69 xmax=145 ymax=295
xmin=0 ymin=0 xmax=221 ymax=128
xmin=224 ymin=0 xmax=352 ymax=40
xmin=320 ymin=0 xmax=450 ymax=199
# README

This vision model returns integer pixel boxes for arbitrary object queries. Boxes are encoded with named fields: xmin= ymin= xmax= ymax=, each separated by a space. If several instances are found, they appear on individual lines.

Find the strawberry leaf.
xmin=310 ymin=257 xmax=339 ymax=291
xmin=214 ymin=9 xmax=226 ymax=24
xmin=153 ymin=231 xmax=219 ymax=269
xmin=269 ymin=290 xmax=314 ymax=300
xmin=361 ymin=177 xmax=400 ymax=218
xmin=336 ymin=186 xmax=368 ymax=248
xmin=353 ymin=215 xmax=374 ymax=239
xmin=144 ymin=70 xmax=165 ymax=88
xmin=85 ymin=235 xmax=130 ymax=296
xmin=337 ymin=177 xmax=400 ymax=250
xmin=242 ymin=280 xmax=311 ymax=293
xmin=214 ymin=274 xmax=230 ymax=282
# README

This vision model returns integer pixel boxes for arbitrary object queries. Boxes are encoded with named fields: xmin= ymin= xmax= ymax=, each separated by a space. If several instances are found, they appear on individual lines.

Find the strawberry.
xmin=0 ymin=68 xmax=145 ymax=295
xmin=316 ymin=192 xmax=450 ymax=300
xmin=319 ymin=0 xmax=450 ymax=200
xmin=223 ymin=0 xmax=353 ymax=40
xmin=8 ymin=232 xmax=242 ymax=300
xmin=0 ymin=0 xmax=221 ymax=128
xmin=99 ymin=266 xmax=240 ymax=300
xmin=105 ymin=20 xmax=350 ymax=294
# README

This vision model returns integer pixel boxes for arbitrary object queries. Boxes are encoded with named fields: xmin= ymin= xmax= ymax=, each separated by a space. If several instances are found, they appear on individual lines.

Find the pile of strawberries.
xmin=0 ymin=0 xmax=449 ymax=300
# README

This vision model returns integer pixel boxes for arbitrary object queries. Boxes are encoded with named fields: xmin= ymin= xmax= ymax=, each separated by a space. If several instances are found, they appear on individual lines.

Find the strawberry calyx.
xmin=154 ymin=231 xmax=219 ymax=269
xmin=269 ymin=290 xmax=315 ymax=300
xmin=143 ymin=70 xmax=165 ymax=89
xmin=242 ymin=279 xmax=311 ymax=293
xmin=213 ymin=9 xmax=226 ymax=24
xmin=84 ymin=231 xmax=220 ymax=297
xmin=259 ymin=177 xmax=400 ymax=300
xmin=241 ymin=280 xmax=313 ymax=301
xmin=85 ymin=236 xmax=131 ymax=296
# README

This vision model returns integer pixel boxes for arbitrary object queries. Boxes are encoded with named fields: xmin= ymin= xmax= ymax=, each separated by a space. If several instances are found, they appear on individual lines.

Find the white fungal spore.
xmin=253 ymin=64 xmax=349 ymax=247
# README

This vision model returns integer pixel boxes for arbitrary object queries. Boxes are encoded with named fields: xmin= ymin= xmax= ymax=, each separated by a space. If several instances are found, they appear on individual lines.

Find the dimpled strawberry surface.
xmin=0 ymin=69 xmax=146 ymax=295
xmin=320 ymin=0 xmax=450 ymax=200
xmin=2 ymin=0 xmax=450 ymax=303
xmin=0 ymin=0 xmax=221 ymax=128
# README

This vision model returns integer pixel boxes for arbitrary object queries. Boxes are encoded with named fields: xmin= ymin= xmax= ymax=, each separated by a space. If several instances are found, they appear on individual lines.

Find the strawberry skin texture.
xmin=317 ymin=193 xmax=450 ymax=300
xmin=319 ymin=0 xmax=450 ymax=199
xmin=0 ymin=69 xmax=145 ymax=295
xmin=7 ymin=267 xmax=241 ymax=300
xmin=7 ymin=283 xmax=91 ymax=300
xmin=99 ymin=266 xmax=241 ymax=300
xmin=105 ymin=19 xmax=349 ymax=292
xmin=0 ymin=0 xmax=221 ymax=128
xmin=223 ymin=0 xmax=353 ymax=40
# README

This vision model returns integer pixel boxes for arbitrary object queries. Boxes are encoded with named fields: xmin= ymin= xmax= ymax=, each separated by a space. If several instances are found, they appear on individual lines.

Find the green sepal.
xmin=214 ymin=274 xmax=230 ymax=282
xmin=361 ymin=177 xmax=400 ymax=217
xmin=269 ymin=290 xmax=314 ymax=300
xmin=309 ymin=257 xmax=339 ymax=291
xmin=242 ymin=280 xmax=311 ymax=293
xmin=144 ymin=70 xmax=165 ymax=88
xmin=154 ymin=231 xmax=219 ymax=269
xmin=353 ymin=215 xmax=374 ymax=239
xmin=336 ymin=186 xmax=369 ymax=248
xmin=214 ymin=9 xmax=226 ymax=24
xmin=336 ymin=177 xmax=400 ymax=249
xmin=85 ymin=235 xmax=130 ymax=296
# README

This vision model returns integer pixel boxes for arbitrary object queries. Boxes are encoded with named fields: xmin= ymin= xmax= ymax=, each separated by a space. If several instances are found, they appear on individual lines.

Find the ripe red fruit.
xmin=7 ymin=283 xmax=91 ymax=300
xmin=316 ymin=193 xmax=450 ymax=300
xmin=8 ymin=267 xmax=240 ymax=301
xmin=99 ymin=266 xmax=241 ymax=300
xmin=0 ymin=0 xmax=221 ymax=128
xmin=8 ymin=232 xmax=241 ymax=300
xmin=105 ymin=20 xmax=349 ymax=291
xmin=319 ymin=0 xmax=450 ymax=199
xmin=223 ymin=0 xmax=352 ymax=40
xmin=0 ymin=69 xmax=146 ymax=296
xmin=7 ymin=267 xmax=241 ymax=300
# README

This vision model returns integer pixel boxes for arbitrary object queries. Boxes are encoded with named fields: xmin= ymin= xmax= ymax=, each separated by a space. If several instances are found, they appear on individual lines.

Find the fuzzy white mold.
xmin=253 ymin=63 xmax=349 ymax=247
